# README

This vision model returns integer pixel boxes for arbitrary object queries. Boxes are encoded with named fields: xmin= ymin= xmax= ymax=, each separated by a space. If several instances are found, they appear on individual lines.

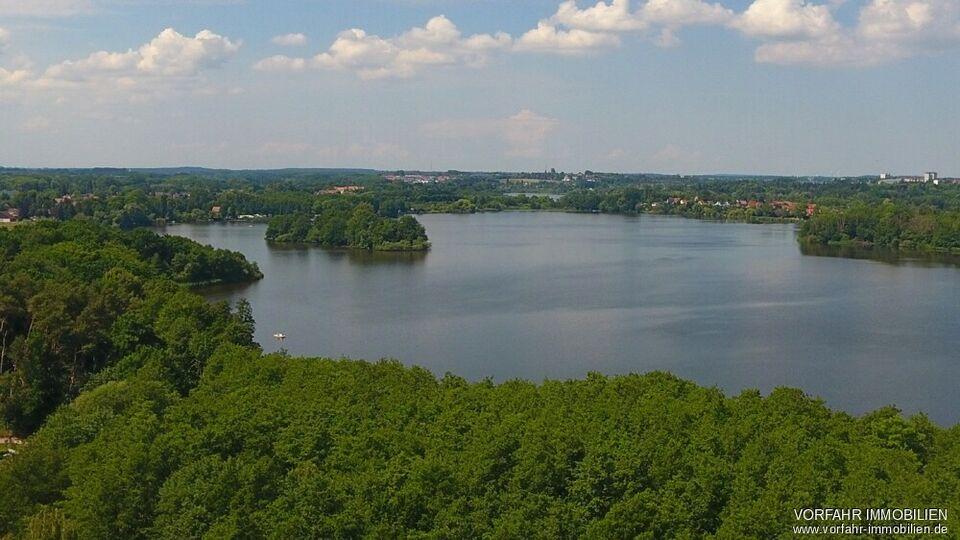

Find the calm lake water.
xmin=164 ymin=213 xmax=960 ymax=424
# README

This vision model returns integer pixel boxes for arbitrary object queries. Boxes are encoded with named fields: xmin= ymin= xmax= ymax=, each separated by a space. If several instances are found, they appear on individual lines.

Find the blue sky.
xmin=1 ymin=0 xmax=958 ymax=175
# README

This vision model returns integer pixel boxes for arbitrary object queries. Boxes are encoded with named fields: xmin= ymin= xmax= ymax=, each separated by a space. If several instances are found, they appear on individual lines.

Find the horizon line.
xmin=0 ymin=165 xmax=910 ymax=179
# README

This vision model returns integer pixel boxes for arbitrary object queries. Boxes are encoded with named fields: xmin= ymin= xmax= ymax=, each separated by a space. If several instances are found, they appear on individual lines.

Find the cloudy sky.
xmin=0 ymin=0 xmax=958 ymax=175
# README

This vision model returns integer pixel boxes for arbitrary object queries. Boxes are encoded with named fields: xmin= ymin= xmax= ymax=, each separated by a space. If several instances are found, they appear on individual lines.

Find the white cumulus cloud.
xmin=733 ymin=0 xmax=839 ymax=39
xmin=742 ymin=0 xmax=960 ymax=66
xmin=44 ymin=28 xmax=240 ymax=82
xmin=858 ymin=0 xmax=960 ymax=42
xmin=546 ymin=0 xmax=960 ymax=66
xmin=551 ymin=0 xmax=732 ymax=31
xmin=542 ymin=0 xmax=732 ymax=49
xmin=256 ymin=16 xmax=512 ymax=79
xmin=249 ymin=1 xmax=960 ymax=74
xmin=515 ymin=22 xmax=621 ymax=54
xmin=640 ymin=0 xmax=734 ymax=27
xmin=551 ymin=0 xmax=646 ymax=31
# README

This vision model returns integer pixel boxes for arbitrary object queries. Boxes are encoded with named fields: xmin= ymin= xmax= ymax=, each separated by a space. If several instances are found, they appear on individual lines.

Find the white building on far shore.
xmin=877 ymin=171 xmax=957 ymax=185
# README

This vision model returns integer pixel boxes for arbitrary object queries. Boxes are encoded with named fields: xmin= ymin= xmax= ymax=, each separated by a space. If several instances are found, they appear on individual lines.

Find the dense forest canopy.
xmin=1 ymin=350 xmax=957 ymax=538
xmin=0 ymin=220 xmax=261 ymax=434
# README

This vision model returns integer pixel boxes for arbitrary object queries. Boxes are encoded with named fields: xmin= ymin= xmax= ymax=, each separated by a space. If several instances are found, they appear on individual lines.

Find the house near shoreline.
xmin=662 ymin=198 xmax=815 ymax=216
xmin=53 ymin=194 xmax=98 ymax=205
xmin=383 ymin=174 xmax=451 ymax=184
xmin=0 ymin=208 xmax=21 ymax=223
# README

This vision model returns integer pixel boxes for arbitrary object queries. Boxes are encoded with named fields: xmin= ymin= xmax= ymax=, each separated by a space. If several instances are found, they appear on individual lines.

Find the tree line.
xmin=800 ymin=201 xmax=960 ymax=253
xmin=6 ymin=169 xmax=960 ymax=255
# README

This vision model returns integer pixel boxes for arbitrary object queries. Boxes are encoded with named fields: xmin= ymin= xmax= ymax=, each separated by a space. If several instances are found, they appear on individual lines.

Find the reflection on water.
xmin=164 ymin=214 xmax=960 ymax=425
xmin=800 ymin=242 xmax=960 ymax=268
xmin=259 ymin=241 xmax=430 ymax=266
xmin=318 ymin=248 xmax=428 ymax=266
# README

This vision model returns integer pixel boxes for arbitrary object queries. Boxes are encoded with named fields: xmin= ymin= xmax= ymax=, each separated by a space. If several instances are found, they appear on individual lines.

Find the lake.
xmin=164 ymin=213 xmax=960 ymax=424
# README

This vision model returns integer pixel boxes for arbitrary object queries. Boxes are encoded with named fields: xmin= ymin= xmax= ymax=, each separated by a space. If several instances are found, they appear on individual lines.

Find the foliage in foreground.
xmin=0 ymin=220 xmax=261 ymax=434
xmin=1 ymin=348 xmax=957 ymax=539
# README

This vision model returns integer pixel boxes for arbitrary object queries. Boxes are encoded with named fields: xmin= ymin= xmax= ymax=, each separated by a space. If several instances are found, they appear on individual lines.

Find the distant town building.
xmin=53 ymin=194 xmax=98 ymax=205
xmin=0 ymin=208 xmax=21 ymax=223
xmin=877 ymin=171 xmax=955 ymax=185
xmin=319 ymin=186 xmax=364 ymax=195
xmin=771 ymin=201 xmax=798 ymax=212
xmin=383 ymin=174 xmax=451 ymax=184
xmin=509 ymin=178 xmax=553 ymax=185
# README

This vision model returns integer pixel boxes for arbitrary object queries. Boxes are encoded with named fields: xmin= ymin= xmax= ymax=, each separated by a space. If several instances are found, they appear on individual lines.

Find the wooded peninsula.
xmin=265 ymin=201 xmax=429 ymax=251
